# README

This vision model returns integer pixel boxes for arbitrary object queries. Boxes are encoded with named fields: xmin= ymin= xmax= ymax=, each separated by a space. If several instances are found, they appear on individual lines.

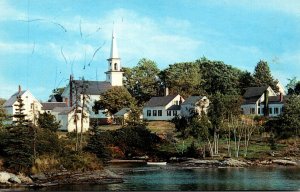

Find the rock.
xmin=272 ymin=159 xmax=297 ymax=166
xmin=104 ymin=169 xmax=122 ymax=179
xmin=222 ymin=159 xmax=247 ymax=167
xmin=30 ymin=173 xmax=47 ymax=181
xmin=8 ymin=175 xmax=21 ymax=184
xmin=17 ymin=173 xmax=33 ymax=184
xmin=0 ymin=172 xmax=11 ymax=184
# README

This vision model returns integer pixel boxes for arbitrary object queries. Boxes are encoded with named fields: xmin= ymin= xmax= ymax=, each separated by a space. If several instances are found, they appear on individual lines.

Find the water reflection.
xmin=32 ymin=166 xmax=300 ymax=191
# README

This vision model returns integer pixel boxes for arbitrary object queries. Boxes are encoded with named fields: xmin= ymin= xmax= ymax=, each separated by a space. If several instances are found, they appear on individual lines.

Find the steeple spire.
xmin=110 ymin=27 xmax=119 ymax=59
xmin=105 ymin=27 xmax=123 ymax=86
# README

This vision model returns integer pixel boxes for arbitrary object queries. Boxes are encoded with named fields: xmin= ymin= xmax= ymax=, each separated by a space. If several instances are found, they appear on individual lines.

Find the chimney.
xmin=279 ymin=93 xmax=283 ymax=102
xmin=165 ymin=87 xmax=169 ymax=96
xmin=18 ymin=85 xmax=21 ymax=94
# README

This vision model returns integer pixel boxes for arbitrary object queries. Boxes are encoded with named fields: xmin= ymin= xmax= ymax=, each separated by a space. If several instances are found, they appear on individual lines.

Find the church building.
xmin=61 ymin=29 xmax=124 ymax=125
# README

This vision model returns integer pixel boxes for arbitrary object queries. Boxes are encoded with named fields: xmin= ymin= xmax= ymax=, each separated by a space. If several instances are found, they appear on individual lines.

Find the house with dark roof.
xmin=3 ymin=86 xmax=42 ymax=124
xmin=181 ymin=96 xmax=209 ymax=118
xmin=143 ymin=94 xmax=184 ymax=121
xmin=241 ymin=86 xmax=285 ymax=117
xmin=114 ymin=107 xmax=143 ymax=125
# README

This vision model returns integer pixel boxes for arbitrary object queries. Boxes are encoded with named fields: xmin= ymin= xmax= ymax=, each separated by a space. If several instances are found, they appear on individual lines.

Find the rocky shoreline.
xmin=0 ymin=158 xmax=299 ymax=189
xmin=0 ymin=169 xmax=123 ymax=189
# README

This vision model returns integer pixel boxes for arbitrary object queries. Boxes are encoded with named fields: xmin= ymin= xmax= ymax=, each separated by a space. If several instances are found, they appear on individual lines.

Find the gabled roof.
xmin=3 ymin=91 xmax=27 ymax=107
xmin=72 ymin=80 xmax=112 ymax=95
xmin=114 ymin=108 xmax=130 ymax=116
xmin=42 ymin=102 xmax=67 ymax=110
xmin=243 ymin=86 xmax=269 ymax=99
xmin=52 ymin=107 xmax=73 ymax=115
xmin=167 ymin=105 xmax=181 ymax=110
xmin=144 ymin=95 xmax=178 ymax=107
xmin=181 ymin=96 xmax=204 ymax=105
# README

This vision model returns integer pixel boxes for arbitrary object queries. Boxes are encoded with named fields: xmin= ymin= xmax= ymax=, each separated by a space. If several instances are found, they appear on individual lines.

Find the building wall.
xmin=143 ymin=106 xmax=180 ymax=121
xmin=56 ymin=110 xmax=90 ymax=132
xmin=241 ymin=103 xmax=283 ymax=117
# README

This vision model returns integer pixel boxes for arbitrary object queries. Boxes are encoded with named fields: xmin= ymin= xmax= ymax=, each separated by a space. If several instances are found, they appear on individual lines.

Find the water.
xmin=22 ymin=164 xmax=299 ymax=191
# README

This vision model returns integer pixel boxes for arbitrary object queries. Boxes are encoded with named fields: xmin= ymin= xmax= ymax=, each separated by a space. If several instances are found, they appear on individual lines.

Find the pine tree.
xmin=4 ymin=96 xmax=35 ymax=173
xmin=253 ymin=60 xmax=279 ymax=92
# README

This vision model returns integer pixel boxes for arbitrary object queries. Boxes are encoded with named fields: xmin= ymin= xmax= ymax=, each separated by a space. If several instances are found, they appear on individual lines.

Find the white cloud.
xmin=212 ymin=0 xmax=300 ymax=18
xmin=0 ymin=0 xmax=27 ymax=21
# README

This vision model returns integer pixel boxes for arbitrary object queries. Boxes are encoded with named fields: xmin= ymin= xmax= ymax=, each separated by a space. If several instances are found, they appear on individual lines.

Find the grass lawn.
xmin=146 ymin=121 xmax=175 ymax=134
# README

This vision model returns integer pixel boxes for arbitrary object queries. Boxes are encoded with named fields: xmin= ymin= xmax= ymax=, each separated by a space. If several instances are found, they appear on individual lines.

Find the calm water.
xmin=37 ymin=164 xmax=300 ymax=191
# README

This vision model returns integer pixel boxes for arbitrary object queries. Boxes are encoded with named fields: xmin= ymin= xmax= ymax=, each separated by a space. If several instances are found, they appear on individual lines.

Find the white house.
xmin=51 ymin=106 xmax=90 ymax=132
xmin=61 ymin=29 xmax=123 ymax=125
xmin=3 ymin=86 xmax=42 ymax=125
xmin=181 ymin=96 xmax=209 ymax=118
xmin=241 ymin=86 xmax=285 ymax=117
xmin=143 ymin=94 xmax=184 ymax=121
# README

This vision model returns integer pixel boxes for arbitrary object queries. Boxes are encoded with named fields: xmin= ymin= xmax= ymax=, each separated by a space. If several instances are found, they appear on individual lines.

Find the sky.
xmin=0 ymin=0 xmax=300 ymax=101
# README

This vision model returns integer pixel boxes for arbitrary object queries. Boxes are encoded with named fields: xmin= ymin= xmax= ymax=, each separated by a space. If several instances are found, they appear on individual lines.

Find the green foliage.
xmin=85 ymin=124 xmax=111 ymax=162
xmin=123 ymin=58 xmax=160 ymax=105
xmin=171 ymin=115 xmax=189 ymax=138
xmin=286 ymin=77 xmax=300 ymax=95
xmin=239 ymin=71 xmax=254 ymax=94
xmin=196 ymin=58 xmax=242 ymax=95
xmin=36 ymin=128 xmax=61 ymax=156
xmin=188 ymin=115 xmax=212 ymax=141
xmin=253 ymin=60 xmax=279 ymax=92
xmin=160 ymin=62 xmax=204 ymax=98
xmin=37 ymin=112 xmax=61 ymax=132
xmin=2 ymin=96 xmax=35 ymax=173
xmin=94 ymin=86 xmax=136 ymax=114
xmin=265 ymin=95 xmax=300 ymax=139
xmin=113 ymin=125 xmax=161 ymax=157
xmin=0 ymin=98 xmax=6 ymax=127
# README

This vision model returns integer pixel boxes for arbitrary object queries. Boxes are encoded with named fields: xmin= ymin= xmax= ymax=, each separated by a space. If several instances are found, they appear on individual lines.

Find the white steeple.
xmin=110 ymin=28 xmax=119 ymax=59
xmin=105 ymin=27 xmax=123 ymax=86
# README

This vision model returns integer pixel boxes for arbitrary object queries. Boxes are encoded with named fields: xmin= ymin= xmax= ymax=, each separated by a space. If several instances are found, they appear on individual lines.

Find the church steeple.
xmin=110 ymin=28 xmax=119 ymax=59
xmin=105 ymin=28 xmax=123 ymax=86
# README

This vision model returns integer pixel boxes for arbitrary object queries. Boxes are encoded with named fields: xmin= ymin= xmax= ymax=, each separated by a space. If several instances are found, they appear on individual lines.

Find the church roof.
xmin=3 ymin=90 xmax=27 ymax=107
xmin=144 ymin=95 xmax=178 ymax=107
xmin=42 ymin=102 xmax=67 ymax=110
xmin=72 ymin=80 xmax=112 ymax=95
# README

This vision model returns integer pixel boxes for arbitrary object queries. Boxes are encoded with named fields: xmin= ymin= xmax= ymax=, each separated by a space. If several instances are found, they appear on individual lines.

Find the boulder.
xmin=272 ymin=159 xmax=297 ymax=166
xmin=0 ymin=172 xmax=11 ymax=184
xmin=222 ymin=159 xmax=247 ymax=167
xmin=8 ymin=175 xmax=21 ymax=184
xmin=17 ymin=173 xmax=33 ymax=184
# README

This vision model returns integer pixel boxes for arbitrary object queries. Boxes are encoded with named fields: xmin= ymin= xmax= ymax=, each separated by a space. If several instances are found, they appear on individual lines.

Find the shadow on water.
xmin=25 ymin=165 xmax=300 ymax=191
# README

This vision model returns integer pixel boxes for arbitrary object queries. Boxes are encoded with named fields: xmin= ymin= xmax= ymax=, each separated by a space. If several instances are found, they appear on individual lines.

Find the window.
xmin=147 ymin=110 xmax=151 ymax=116
xmin=258 ymin=108 xmax=260 ymax=114
xmin=167 ymin=111 xmax=172 ymax=116
xmin=76 ymin=110 xmax=82 ymax=113
xmin=173 ymin=110 xmax=177 ymax=116
xmin=31 ymin=103 xmax=34 ymax=109
xmin=250 ymin=108 xmax=255 ymax=114
xmin=153 ymin=110 xmax=157 ymax=116
xmin=269 ymin=108 xmax=273 ymax=114
xmin=274 ymin=107 xmax=279 ymax=114
xmin=114 ymin=63 xmax=118 ymax=70
xmin=158 ymin=110 xmax=162 ymax=116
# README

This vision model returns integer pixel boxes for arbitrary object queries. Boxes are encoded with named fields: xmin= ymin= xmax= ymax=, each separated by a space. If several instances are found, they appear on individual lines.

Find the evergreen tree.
xmin=253 ymin=60 xmax=279 ymax=92
xmin=37 ymin=112 xmax=61 ymax=132
xmin=4 ymin=96 xmax=35 ymax=173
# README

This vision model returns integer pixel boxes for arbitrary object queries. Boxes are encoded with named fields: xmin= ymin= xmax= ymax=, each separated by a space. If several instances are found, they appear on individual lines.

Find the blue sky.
xmin=0 ymin=0 xmax=300 ymax=101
